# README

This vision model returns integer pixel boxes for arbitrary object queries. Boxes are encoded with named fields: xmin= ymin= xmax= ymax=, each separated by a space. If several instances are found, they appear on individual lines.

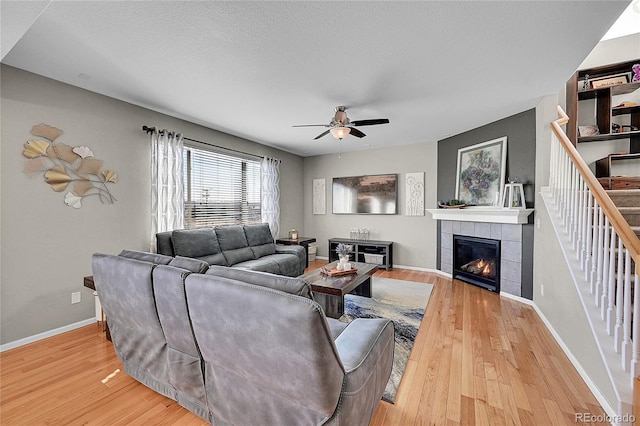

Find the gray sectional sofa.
xmin=156 ymin=223 xmax=306 ymax=277
xmin=92 ymin=250 xmax=395 ymax=425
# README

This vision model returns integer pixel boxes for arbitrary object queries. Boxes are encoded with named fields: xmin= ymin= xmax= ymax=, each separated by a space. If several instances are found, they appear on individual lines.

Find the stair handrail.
xmin=551 ymin=105 xmax=640 ymax=275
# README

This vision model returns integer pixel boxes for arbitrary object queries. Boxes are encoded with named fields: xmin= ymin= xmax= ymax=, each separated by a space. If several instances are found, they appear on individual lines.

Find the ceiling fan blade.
xmin=351 ymin=118 xmax=390 ymax=127
xmin=313 ymin=130 xmax=331 ymax=140
xmin=348 ymin=127 xmax=366 ymax=138
xmin=292 ymin=124 xmax=329 ymax=127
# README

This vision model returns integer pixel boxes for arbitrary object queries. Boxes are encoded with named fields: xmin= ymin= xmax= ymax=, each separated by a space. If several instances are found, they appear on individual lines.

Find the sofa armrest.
xmin=331 ymin=318 xmax=394 ymax=426
xmin=275 ymin=244 xmax=306 ymax=274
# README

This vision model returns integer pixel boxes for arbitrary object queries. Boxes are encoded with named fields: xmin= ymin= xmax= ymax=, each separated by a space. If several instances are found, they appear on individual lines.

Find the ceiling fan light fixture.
xmin=330 ymin=126 xmax=351 ymax=140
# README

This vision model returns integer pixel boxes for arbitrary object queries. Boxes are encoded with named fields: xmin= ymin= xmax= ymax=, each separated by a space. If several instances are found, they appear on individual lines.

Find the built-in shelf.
xmin=577 ymin=82 xmax=640 ymax=100
xmin=612 ymin=105 xmax=640 ymax=116
xmin=426 ymin=207 xmax=534 ymax=224
xmin=578 ymin=130 xmax=640 ymax=143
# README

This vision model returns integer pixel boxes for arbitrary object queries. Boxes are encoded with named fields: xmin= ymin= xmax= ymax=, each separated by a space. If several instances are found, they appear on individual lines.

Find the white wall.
xmin=533 ymin=95 xmax=617 ymax=410
xmin=578 ymin=33 xmax=640 ymax=69
xmin=303 ymin=142 xmax=439 ymax=269
xmin=0 ymin=65 xmax=304 ymax=345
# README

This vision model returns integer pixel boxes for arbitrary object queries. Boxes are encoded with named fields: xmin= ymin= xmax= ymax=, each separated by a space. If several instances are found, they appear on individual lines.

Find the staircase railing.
xmin=548 ymin=106 xmax=640 ymax=392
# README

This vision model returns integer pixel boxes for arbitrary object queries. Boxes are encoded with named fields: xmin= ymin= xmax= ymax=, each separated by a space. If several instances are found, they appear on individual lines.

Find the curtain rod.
xmin=142 ymin=125 xmax=264 ymax=160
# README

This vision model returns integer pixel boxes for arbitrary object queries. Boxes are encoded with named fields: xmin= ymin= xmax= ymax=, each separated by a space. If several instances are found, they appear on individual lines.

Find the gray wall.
xmin=0 ymin=65 xmax=305 ymax=345
xmin=437 ymin=109 xmax=537 ymax=207
xmin=303 ymin=142 xmax=439 ymax=269
xmin=436 ymin=109 xmax=536 ymax=299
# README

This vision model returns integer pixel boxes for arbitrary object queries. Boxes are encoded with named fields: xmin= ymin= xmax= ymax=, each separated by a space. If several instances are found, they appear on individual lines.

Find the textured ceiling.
xmin=0 ymin=1 xmax=631 ymax=157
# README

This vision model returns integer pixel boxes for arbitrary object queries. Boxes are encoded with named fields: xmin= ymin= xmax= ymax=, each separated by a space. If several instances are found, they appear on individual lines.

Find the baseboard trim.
xmin=393 ymin=264 xmax=452 ymax=278
xmin=499 ymin=291 xmax=535 ymax=305
xmin=0 ymin=318 xmax=96 ymax=352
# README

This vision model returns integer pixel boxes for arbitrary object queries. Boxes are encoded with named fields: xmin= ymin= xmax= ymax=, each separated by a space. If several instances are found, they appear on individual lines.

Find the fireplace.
xmin=453 ymin=235 xmax=500 ymax=292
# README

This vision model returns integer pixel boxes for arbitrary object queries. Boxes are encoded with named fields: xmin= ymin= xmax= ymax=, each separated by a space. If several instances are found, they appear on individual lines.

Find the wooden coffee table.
xmin=300 ymin=261 xmax=377 ymax=318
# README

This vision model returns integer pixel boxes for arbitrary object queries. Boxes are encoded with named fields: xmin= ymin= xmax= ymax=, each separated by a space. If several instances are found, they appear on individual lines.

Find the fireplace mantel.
xmin=426 ymin=207 xmax=534 ymax=224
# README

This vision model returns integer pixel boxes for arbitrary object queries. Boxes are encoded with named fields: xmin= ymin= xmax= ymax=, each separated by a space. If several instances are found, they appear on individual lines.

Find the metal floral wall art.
xmin=405 ymin=172 xmax=424 ymax=216
xmin=22 ymin=123 xmax=118 ymax=208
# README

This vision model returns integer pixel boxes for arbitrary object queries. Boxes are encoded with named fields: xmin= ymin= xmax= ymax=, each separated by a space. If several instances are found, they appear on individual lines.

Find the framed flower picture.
xmin=455 ymin=136 xmax=507 ymax=206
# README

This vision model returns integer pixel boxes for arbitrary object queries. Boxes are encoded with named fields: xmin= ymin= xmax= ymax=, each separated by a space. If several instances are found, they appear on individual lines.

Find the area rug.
xmin=340 ymin=277 xmax=433 ymax=404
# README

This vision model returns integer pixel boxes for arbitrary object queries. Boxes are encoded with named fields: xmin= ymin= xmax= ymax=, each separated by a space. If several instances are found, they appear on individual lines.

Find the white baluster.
xmin=562 ymin=155 xmax=571 ymax=228
xmin=622 ymin=249 xmax=632 ymax=371
xmin=560 ymin=154 xmax=566 ymax=221
xmin=567 ymin=166 xmax=573 ymax=236
xmin=555 ymin=145 xmax=562 ymax=204
xmin=558 ymin=148 xmax=566 ymax=209
xmin=615 ymin=242 xmax=624 ymax=353
xmin=576 ymin=177 xmax=584 ymax=262
xmin=631 ymin=269 xmax=640 ymax=382
xmin=606 ymin=229 xmax=617 ymax=334
xmin=571 ymin=167 xmax=578 ymax=248
xmin=595 ymin=208 xmax=605 ymax=304
xmin=550 ymin=142 xmax=556 ymax=200
xmin=600 ymin=218 xmax=610 ymax=316
xmin=584 ymin=190 xmax=593 ymax=280
xmin=590 ymin=202 xmax=600 ymax=294
xmin=549 ymin=135 xmax=556 ymax=190
xmin=549 ymin=136 xmax=556 ymax=195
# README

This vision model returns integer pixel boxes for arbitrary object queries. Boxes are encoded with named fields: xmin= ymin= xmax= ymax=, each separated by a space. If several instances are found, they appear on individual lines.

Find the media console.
xmin=328 ymin=238 xmax=393 ymax=271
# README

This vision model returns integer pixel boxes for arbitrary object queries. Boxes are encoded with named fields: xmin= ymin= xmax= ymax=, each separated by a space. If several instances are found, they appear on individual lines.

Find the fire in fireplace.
xmin=453 ymin=235 xmax=500 ymax=292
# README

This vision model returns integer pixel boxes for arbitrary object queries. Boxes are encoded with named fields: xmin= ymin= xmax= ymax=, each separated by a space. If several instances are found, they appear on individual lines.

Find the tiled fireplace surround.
xmin=440 ymin=220 xmax=524 ymax=297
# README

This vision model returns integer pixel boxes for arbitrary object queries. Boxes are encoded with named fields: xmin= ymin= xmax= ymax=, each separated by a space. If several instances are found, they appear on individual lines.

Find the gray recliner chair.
xmin=92 ymin=253 xmax=211 ymax=420
xmin=91 ymin=255 xmax=177 ymax=401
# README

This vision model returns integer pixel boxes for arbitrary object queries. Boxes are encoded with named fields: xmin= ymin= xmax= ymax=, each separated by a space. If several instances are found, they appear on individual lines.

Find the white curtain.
xmin=261 ymin=156 xmax=280 ymax=239
xmin=150 ymin=128 xmax=184 ymax=251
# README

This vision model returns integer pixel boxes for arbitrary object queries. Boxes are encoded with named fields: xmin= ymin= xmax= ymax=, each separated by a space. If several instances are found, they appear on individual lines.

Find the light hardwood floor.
xmin=1 ymin=260 xmax=608 ymax=425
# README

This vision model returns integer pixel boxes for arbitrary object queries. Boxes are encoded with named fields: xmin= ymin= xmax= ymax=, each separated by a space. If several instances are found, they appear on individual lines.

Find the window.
xmin=183 ymin=145 xmax=261 ymax=229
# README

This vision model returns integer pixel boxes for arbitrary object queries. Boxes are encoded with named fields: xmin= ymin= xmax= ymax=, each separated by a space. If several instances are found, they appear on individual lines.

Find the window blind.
xmin=183 ymin=145 xmax=261 ymax=229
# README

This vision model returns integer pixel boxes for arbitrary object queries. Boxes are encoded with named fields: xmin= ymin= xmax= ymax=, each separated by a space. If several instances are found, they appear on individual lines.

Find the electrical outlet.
xmin=71 ymin=292 xmax=81 ymax=304
xmin=537 ymin=218 xmax=541 ymax=229
xmin=540 ymin=285 xmax=544 ymax=297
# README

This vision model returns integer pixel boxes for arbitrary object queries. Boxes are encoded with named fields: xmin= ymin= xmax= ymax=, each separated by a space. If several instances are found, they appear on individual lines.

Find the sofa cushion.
xmin=265 ymin=253 xmax=302 ymax=278
xmin=244 ymin=223 xmax=276 ymax=258
xmin=168 ymin=256 xmax=209 ymax=273
xmin=118 ymin=249 xmax=173 ymax=265
xmin=231 ymin=259 xmax=282 ymax=275
xmin=206 ymin=265 xmax=314 ymax=299
xmin=275 ymin=245 xmax=306 ymax=276
xmin=156 ymin=231 xmax=175 ymax=256
xmin=215 ymin=225 xmax=256 ymax=265
xmin=195 ymin=253 xmax=228 ymax=266
xmin=172 ymin=228 xmax=223 ymax=259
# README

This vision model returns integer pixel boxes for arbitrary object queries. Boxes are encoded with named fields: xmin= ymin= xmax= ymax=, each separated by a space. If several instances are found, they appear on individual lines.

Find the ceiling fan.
xmin=293 ymin=106 xmax=389 ymax=140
